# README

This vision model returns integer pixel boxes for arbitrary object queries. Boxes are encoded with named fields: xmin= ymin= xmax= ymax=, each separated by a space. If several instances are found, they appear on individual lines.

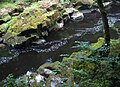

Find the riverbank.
xmin=1 ymin=0 xmax=120 ymax=87
xmin=0 ymin=0 xmax=94 ymax=47
xmin=1 ymin=37 xmax=120 ymax=87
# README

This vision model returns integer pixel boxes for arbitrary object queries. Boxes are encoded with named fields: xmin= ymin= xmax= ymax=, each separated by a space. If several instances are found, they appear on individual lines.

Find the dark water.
xmin=0 ymin=9 xmax=120 ymax=81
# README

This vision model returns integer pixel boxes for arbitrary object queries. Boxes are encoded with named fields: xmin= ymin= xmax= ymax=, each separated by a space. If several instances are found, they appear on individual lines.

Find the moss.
xmin=24 ymin=2 xmax=40 ymax=12
xmin=82 ymin=37 xmax=105 ymax=57
xmin=8 ymin=9 xmax=63 ymax=34
xmin=114 ymin=20 xmax=120 ymax=28
xmin=69 ymin=52 xmax=78 ymax=58
xmin=0 ymin=2 xmax=16 ymax=9
xmin=109 ymin=41 xmax=120 ymax=57
xmin=8 ymin=10 xmax=42 ymax=34
xmin=3 ymin=31 xmax=37 ymax=45
xmin=0 ymin=14 xmax=11 ymax=22
xmin=63 ymin=57 xmax=76 ymax=62
xmin=8 ymin=9 xmax=62 ymax=35
xmin=37 ymin=61 xmax=61 ymax=74
xmin=91 ymin=37 xmax=104 ymax=49
xmin=0 ymin=1 xmax=66 ymax=46
xmin=7 ymin=36 xmax=29 ymax=46
xmin=73 ymin=60 xmax=96 ymax=74
xmin=0 ymin=23 xmax=9 ymax=33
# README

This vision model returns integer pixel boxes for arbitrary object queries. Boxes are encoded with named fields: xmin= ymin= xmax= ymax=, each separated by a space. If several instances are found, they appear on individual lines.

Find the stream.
xmin=0 ymin=6 xmax=120 ymax=81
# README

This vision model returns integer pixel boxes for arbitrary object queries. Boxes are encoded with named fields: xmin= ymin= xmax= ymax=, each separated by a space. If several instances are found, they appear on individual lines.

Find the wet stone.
xmin=71 ymin=11 xmax=84 ymax=21
xmin=0 ymin=43 xmax=6 ymax=48
xmin=0 ymin=38 xmax=3 ymax=43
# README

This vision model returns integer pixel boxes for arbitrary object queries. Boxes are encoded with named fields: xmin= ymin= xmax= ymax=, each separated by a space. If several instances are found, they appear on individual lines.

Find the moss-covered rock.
xmin=82 ymin=37 xmax=105 ymax=57
xmin=37 ymin=61 xmax=61 ymax=74
xmin=0 ymin=14 xmax=11 ymax=22
xmin=1 ymin=0 xmax=95 ymax=46
xmin=0 ymin=1 xmax=66 ymax=46
xmin=0 ymin=23 xmax=9 ymax=33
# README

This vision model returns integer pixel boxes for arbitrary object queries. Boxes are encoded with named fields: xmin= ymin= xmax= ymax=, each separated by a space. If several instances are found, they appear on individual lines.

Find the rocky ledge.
xmin=0 ymin=0 xmax=94 ymax=47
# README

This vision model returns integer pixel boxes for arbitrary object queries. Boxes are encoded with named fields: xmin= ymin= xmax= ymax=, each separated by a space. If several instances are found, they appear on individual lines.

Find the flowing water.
xmin=0 ymin=6 xmax=120 ymax=81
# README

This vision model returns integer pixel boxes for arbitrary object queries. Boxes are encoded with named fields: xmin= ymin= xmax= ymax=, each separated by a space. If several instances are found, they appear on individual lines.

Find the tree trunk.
xmin=97 ymin=0 xmax=110 ymax=46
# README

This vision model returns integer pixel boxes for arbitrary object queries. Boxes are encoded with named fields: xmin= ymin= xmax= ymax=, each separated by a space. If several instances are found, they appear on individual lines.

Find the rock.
xmin=2 ymin=6 xmax=64 ymax=46
xmin=0 ymin=23 xmax=9 ymax=33
xmin=37 ymin=61 xmax=61 ymax=74
xmin=0 ymin=43 xmax=6 ymax=48
xmin=32 ymin=39 xmax=46 ymax=44
xmin=0 ymin=38 xmax=3 ymax=43
xmin=54 ymin=20 xmax=64 ymax=30
xmin=103 ymin=2 xmax=112 ymax=7
xmin=82 ymin=9 xmax=101 ymax=20
xmin=78 ymin=0 xmax=94 ymax=4
xmin=35 ymin=74 xmax=44 ymax=83
xmin=71 ymin=11 xmax=84 ymax=21
xmin=0 ymin=0 xmax=66 ymax=46
xmin=54 ymin=17 xmax=64 ymax=30
xmin=11 ymin=12 xmax=20 ymax=16
xmin=0 ymin=14 xmax=11 ymax=22
xmin=46 ymin=75 xmax=63 ymax=87
xmin=103 ymin=2 xmax=112 ymax=10
xmin=41 ymin=31 xmax=48 ymax=36
xmin=59 ymin=54 xmax=69 ymax=57
xmin=26 ymin=71 xmax=32 ymax=77
xmin=63 ymin=12 xmax=70 ymax=22
xmin=38 ymin=0 xmax=59 ymax=9
xmin=44 ymin=68 xmax=53 ymax=75
xmin=17 ymin=2 xmax=28 ymax=7
xmin=46 ymin=4 xmax=58 ymax=11
xmin=0 ymin=8 xmax=12 ymax=16
xmin=46 ymin=58 xmax=52 ymax=63
xmin=65 ymin=7 xmax=77 ymax=14
xmin=9 ymin=8 xmax=24 ymax=16
xmin=3 ymin=34 xmax=31 ymax=46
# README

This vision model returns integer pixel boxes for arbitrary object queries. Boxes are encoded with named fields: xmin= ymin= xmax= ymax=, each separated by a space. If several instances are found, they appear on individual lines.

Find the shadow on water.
xmin=0 ymin=9 xmax=120 ymax=81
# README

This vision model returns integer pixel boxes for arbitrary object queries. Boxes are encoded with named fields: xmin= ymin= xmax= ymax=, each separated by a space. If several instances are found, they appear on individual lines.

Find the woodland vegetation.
xmin=0 ymin=0 xmax=120 ymax=87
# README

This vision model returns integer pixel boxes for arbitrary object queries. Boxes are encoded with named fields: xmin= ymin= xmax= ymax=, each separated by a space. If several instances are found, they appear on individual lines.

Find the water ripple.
xmin=30 ymin=39 xmax=68 ymax=53
xmin=0 ymin=13 xmax=120 ymax=64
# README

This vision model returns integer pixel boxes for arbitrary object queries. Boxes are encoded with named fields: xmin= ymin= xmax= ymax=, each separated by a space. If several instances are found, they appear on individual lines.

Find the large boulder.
xmin=1 ymin=1 xmax=65 ymax=46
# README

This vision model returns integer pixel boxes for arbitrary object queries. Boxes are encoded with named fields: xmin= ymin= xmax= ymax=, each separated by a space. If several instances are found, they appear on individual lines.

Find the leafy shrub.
xmin=2 ymin=74 xmax=27 ymax=87
xmin=2 ymin=74 xmax=17 ymax=87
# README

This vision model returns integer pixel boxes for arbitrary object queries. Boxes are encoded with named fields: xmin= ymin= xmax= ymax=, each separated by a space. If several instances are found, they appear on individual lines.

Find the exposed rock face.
xmin=0 ymin=0 xmax=67 ymax=46
xmin=65 ymin=7 xmax=77 ymax=14
xmin=71 ymin=11 xmax=84 ymax=21
xmin=0 ymin=0 xmax=95 ymax=47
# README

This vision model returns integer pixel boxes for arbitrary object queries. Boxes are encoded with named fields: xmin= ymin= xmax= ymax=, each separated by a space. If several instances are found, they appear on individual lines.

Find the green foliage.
xmin=0 ymin=0 xmax=37 ymax=3
xmin=2 ymin=74 xmax=17 ymax=87
xmin=0 ymin=2 xmax=16 ymax=8
xmin=61 ymin=56 xmax=120 ymax=86
xmin=1 ymin=39 xmax=120 ymax=87
xmin=2 ymin=74 xmax=27 ymax=87
xmin=60 ymin=0 xmax=70 ymax=5
xmin=58 ymin=38 xmax=120 ymax=87
xmin=0 ymin=23 xmax=9 ymax=33
xmin=24 ymin=2 xmax=40 ymax=11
